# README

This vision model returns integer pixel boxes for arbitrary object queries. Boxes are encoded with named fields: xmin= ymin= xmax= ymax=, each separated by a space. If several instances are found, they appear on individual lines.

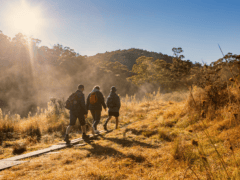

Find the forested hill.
xmin=87 ymin=48 xmax=173 ymax=70
xmin=1 ymin=31 xmax=240 ymax=117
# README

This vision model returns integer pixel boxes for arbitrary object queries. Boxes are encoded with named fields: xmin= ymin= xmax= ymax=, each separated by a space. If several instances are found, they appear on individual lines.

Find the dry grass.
xmin=1 ymin=87 xmax=240 ymax=179
xmin=12 ymin=143 xmax=27 ymax=155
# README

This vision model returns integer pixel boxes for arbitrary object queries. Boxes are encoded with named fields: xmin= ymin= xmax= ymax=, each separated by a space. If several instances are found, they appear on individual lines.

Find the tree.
xmin=128 ymin=56 xmax=155 ymax=85
xmin=128 ymin=48 xmax=195 ymax=91
xmin=172 ymin=47 xmax=184 ymax=59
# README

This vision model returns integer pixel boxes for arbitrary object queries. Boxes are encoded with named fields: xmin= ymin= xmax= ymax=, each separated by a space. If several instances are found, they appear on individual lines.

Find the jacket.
xmin=70 ymin=90 xmax=88 ymax=115
xmin=106 ymin=91 xmax=121 ymax=112
xmin=86 ymin=88 xmax=106 ymax=111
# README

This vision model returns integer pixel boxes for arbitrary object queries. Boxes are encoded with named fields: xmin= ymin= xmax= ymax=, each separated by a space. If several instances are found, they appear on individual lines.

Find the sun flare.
xmin=6 ymin=0 xmax=44 ymax=36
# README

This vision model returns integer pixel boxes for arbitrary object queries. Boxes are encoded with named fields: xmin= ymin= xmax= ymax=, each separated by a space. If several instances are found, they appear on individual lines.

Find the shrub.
xmin=24 ymin=123 xmax=41 ymax=141
xmin=0 ymin=123 xmax=14 ymax=137
xmin=0 ymin=116 xmax=15 ymax=140
xmin=12 ymin=143 xmax=26 ymax=155
xmin=47 ymin=120 xmax=66 ymax=135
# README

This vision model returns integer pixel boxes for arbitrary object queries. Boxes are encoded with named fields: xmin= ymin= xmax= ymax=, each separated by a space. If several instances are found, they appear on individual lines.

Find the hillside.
xmin=87 ymin=48 xmax=173 ymax=70
xmin=0 ymin=32 xmax=176 ymax=117
xmin=1 ymin=31 xmax=240 ymax=179
xmin=1 ymin=88 xmax=240 ymax=179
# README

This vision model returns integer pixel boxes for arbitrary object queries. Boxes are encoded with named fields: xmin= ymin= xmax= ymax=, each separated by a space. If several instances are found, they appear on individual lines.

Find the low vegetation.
xmin=1 ymin=31 xmax=240 ymax=179
xmin=1 ymin=81 xmax=240 ymax=179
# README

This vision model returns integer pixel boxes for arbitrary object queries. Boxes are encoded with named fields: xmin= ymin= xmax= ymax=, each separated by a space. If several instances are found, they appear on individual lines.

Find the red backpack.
xmin=89 ymin=92 xmax=98 ymax=105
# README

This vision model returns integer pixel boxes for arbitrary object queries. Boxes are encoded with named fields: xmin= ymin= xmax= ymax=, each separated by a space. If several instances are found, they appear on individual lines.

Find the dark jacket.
xmin=70 ymin=90 xmax=88 ymax=115
xmin=86 ymin=89 xmax=106 ymax=111
xmin=106 ymin=91 xmax=121 ymax=112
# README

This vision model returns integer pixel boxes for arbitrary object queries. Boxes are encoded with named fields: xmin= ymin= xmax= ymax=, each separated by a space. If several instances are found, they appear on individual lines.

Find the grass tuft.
xmin=12 ymin=143 xmax=26 ymax=155
xmin=24 ymin=123 xmax=41 ymax=141
xmin=172 ymin=138 xmax=199 ymax=165
xmin=158 ymin=128 xmax=174 ymax=142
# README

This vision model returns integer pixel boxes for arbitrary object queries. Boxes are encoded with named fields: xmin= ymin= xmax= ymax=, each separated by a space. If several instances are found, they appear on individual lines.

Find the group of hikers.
xmin=64 ymin=84 xmax=121 ymax=143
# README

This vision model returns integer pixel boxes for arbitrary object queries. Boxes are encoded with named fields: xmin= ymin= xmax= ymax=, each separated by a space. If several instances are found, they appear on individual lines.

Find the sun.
xmin=6 ymin=0 xmax=45 ymax=36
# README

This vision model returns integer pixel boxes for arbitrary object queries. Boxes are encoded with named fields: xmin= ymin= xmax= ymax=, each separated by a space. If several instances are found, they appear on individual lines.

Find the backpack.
xmin=89 ymin=92 xmax=98 ymax=105
xmin=65 ymin=92 xmax=81 ymax=110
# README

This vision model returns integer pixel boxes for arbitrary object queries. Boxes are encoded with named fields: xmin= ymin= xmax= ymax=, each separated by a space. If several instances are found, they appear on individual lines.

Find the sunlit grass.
xmin=1 ymin=87 xmax=240 ymax=179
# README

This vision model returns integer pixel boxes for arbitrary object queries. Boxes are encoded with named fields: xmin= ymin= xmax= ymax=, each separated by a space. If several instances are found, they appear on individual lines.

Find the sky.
xmin=0 ymin=0 xmax=239 ymax=64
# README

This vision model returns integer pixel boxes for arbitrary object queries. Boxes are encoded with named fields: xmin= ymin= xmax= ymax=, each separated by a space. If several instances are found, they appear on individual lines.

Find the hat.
xmin=111 ymin=86 xmax=117 ymax=92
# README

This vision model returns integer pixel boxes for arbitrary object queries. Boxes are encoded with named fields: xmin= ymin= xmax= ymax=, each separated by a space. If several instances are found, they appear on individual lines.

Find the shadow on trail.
xmin=81 ymin=140 xmax=146 ymax=163
xmin=99 ymin=135 xmax=159 ymax=149
xmin=123 ymin=128 xmax=158 ymax=137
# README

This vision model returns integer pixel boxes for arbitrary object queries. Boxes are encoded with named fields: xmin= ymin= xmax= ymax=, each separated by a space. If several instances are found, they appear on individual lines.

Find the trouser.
xmin=90 ymin=110 xmax=101 ymax=130
xmin=69 ymin=111 xmax=86 ymax=126
xmin=66 ymin=111 xmax=86 ymax=136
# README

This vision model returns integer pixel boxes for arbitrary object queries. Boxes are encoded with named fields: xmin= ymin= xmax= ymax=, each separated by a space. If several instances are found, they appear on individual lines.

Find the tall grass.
xmin=1 ymin=85 xmax=240 ymax=178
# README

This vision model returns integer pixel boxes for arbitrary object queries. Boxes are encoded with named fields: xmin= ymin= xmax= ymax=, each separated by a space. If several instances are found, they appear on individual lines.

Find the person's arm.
xmin=99 ymin=92 xmax=107 ymax=109
xmin=80 ymin=94 xmax=88 ymax=114
xmin=106 ymin=96 xmax=110 ymax=108
xmin=86 ymin=93 xmax=90 ymax=111
xmin=117 ymin=96 xmax=121 ymax=109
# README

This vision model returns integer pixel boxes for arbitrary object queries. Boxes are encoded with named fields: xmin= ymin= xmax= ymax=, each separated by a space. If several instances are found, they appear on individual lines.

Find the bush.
xmin=12 ymin=143 xmax=26 ymax=155
xmin=24 ymin=123 xmax=41 ymax=141
xmin=0 ymin=117 xmax=15 ymax=140
xmin=47 ymin=120 xmax=66 ymax=135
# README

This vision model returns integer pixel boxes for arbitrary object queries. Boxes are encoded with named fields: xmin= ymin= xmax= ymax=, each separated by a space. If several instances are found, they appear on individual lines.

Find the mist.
xmin=1 ymin=32 xmax=159 ymax=117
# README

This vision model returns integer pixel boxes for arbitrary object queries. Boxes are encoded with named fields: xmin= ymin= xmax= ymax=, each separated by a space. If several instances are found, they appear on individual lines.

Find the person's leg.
xmin=115 ymin=116 xmax=119 ymax=129
xmin=81 ymin=125 xmax=86 ymax=134
xmin=104 ymin=116 xmax=112 ymax=130
xmin=66 ymin=125 xmax=73 ymax=134
xmin=64 ymin=125 xmax=72 ymax=143
xmin=90 ymin=110 xmax=97 ymax=130
xmin=78 ymin=113 xmax=89 ymax=139
xmin=64 ymin=111 xmax=77 ymax=143
xmin=93 ymin=110 xmax=101 ymax=131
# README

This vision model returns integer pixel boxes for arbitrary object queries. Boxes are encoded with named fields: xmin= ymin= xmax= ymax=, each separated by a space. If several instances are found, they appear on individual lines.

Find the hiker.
xmin=103 ymin=86 xmax=121 ymax=131
xmin=86 ymin=85 xmax=106 ymax=134
xmin=64 ymin=84 xmax=89 ymax=143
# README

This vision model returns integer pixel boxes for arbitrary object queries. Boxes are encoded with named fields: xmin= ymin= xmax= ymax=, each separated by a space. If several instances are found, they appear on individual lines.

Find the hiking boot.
xmin=103 ymin=124 xmax=108 ymax=131
xmin=82 ymin=134 xmax=90 ymax=140
xmin=64 ymin=134 xmax=70 ymax=144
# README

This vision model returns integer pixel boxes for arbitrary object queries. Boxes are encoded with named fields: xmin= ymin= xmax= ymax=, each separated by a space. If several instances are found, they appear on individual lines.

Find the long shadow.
xmin=81 ymin=141 xmax=146 ymax=163
xmin=123 ymin=128 xmax=158 ymax=137
xmin=99 ymin=135 xmax=159 ymax=149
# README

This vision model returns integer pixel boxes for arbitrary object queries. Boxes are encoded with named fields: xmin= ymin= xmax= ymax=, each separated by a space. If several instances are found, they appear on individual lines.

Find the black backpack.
xmin=65 ymin=91 xmax=81 ymax=110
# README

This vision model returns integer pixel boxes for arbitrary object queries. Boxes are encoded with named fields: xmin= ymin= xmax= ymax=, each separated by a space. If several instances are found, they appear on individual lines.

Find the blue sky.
xmin=0 ymin=0 xmax=239 ymax=64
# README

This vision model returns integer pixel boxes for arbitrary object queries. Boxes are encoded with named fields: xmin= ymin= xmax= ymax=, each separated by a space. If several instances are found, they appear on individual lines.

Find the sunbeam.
xmin=5 ymin=0 xmax=45 ymax=36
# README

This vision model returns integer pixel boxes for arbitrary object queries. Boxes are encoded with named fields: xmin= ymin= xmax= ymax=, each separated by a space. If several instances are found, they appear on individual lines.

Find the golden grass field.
xmin=1 ymin=88 xmax=240 ymax=179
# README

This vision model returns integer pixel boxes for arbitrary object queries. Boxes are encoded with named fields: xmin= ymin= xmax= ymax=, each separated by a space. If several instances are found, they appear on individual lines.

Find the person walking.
xmin=86 ymin=85 xmax=106 ymax=134
xmin=64 ymin=84 xmax=89 ymax=143
xmin=103 ymin=86 xmax=121 ymax=131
